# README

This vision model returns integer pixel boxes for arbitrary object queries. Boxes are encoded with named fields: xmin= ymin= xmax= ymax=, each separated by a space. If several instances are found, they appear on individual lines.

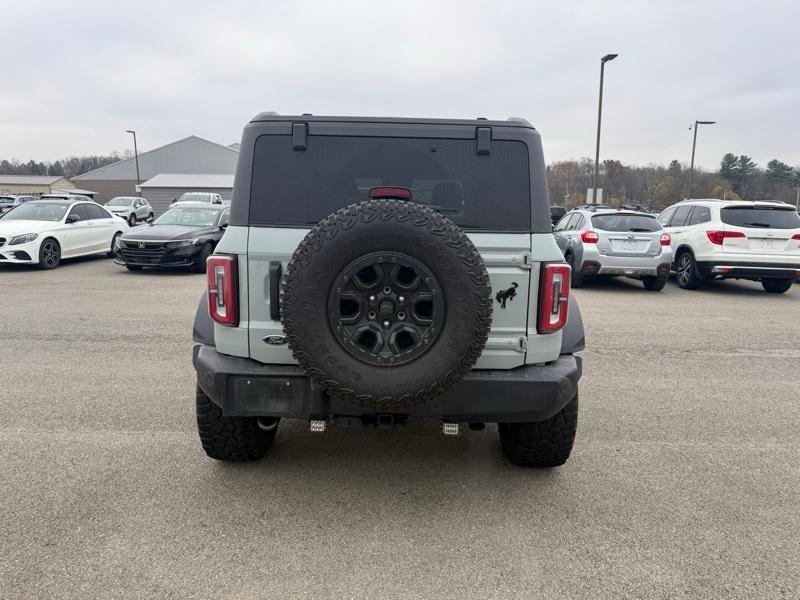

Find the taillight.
xmin=207 ymin=255 xmax=238 ymax=326
xmin=538 ymin=263 xmax=571 ymax=334
xmin=660 ymin=233 xmax=671 ymax=246
xmin=792 ymin=233 xmax=800 ymax=241
xmin=580 ymin=230 xmax=599 ymax=244
xmin=706 ymin=230 xmax=745 ymax=245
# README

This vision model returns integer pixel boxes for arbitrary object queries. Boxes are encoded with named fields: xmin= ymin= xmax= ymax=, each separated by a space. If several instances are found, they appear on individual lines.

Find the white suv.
xmin=658 ymin=199 xmax=800 ymax=293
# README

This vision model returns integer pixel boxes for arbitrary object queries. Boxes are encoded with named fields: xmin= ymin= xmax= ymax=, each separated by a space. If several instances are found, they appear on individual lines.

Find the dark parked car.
xmin=114 ymin=203 xmax=229 ymax=272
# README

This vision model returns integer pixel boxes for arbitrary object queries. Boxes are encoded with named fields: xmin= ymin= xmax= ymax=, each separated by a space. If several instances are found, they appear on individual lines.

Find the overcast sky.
xmin=2 ymin=0 xmax=798 ymax=170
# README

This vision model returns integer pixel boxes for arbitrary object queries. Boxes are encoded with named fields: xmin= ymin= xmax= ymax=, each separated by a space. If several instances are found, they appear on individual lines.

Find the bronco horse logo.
xmin=495 ymin=282 xmax=518 ymax=309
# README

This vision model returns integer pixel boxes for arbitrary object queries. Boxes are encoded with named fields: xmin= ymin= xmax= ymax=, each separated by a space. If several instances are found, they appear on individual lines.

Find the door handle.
xmin=268 ymin=261 xmax=282 ymax=320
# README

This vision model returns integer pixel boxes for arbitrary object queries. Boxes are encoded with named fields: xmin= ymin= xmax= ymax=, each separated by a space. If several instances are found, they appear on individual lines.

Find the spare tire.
xmin=280 ymin=200 xmax=492 ymax=410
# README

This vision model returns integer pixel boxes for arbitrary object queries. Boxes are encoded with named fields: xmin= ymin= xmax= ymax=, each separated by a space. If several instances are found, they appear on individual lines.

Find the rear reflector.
xmin=580 ymin=230 xmax=600 ymax=244
xmin=538 ymin=263 xmax=571 ymax=334
xmin=706 ymin=230 xmax=745 ymax=245
xmin=207 ymin=255 xmax=238 ymax=326
xmin=660 ymin=233 xmax=671 ymax=246
xmin=368 ymin=186 xmax=412 ymax=200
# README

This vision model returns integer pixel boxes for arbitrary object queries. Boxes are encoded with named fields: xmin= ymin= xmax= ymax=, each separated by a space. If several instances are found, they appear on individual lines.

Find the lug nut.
xmin=369 ymin=295 xmax=376 ymax=303
xmin=383 ymin=320 xmax=390 ymax=328
xmin=398 ymin=295 xmax=405 ymax=303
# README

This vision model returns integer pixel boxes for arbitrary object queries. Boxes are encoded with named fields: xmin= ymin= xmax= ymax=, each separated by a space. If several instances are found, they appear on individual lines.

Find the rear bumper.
xmin=193 ymin=344 xmax=581 ymax=423
xmin=579 ymin=246 xmax=672 ymax=277
xmin=697 ymin=261 xmax=800 ymax=280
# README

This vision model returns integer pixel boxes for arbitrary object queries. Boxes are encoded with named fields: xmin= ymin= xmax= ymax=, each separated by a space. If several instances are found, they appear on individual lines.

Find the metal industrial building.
xmin=0 ymin=175 xmax=77 ymax=195
xmin=72 ymin=136 xmax=239 ymax=202
xmin=137 ymin=173 xmax=234 ymax=215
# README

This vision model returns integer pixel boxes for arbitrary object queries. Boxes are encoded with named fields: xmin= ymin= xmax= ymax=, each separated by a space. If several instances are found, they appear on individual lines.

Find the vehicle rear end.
xmin=699 ymin=202 xmax=800 ymax=283
xmin=581 ymin=211 xmax=672 ymax=283
xmin=193 ymin=115 xmax=584 ymax=467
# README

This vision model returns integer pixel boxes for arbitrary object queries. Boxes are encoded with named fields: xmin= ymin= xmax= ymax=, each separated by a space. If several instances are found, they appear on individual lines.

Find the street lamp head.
xmin=125 ymin=130 xmax=135 ymax=134
xmin=601 ymin=53 xmax=619 ymax=63
xmin=696 ymin=121 xmax=716 ymax=125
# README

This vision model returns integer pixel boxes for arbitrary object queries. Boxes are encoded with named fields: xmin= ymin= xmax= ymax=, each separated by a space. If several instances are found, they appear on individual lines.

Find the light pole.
xmin=591 ymin=53 xmax=618 ymax=205
xmin=687 ymin=120 xmax=715 ymax=199
xmin=125 ymin=130 xmax=141 ymax=196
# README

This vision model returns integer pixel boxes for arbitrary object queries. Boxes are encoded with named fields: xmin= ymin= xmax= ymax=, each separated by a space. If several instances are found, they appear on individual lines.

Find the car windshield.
xmin=177 ymin=193 xmax=213 ymax=203
xmin=154 ymin=207 xmax=220 ymax=227
xmin=721 ymin=206 xmax=800 ymax=229
xmin=591 ymin=213 xmax=661 ymax=232
xmin=107 ymin=197 xmax=135 ymax=206
xmin=0 ymin=197 xmax=14 ymax=202
xmin=0 ymin=202 xmax=69 ymax=221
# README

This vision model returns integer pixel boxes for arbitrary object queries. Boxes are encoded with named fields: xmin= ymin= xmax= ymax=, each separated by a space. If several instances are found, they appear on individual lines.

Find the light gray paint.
xmin=72 ymin=136 xmax=238 ymax=182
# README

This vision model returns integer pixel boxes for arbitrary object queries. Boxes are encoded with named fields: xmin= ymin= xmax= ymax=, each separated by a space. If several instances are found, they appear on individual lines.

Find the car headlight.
xmin=9 ymin=233 xmax=38 ymax=245
xmin=166 ymin=239 xmax=198 ymax=249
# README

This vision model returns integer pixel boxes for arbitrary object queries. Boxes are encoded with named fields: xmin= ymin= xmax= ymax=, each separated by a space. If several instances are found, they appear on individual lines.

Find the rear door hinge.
xmin=521 ymin=252 xmax=533 ymax=269
xmin=515 ymin=336 xmax=528 ymax=353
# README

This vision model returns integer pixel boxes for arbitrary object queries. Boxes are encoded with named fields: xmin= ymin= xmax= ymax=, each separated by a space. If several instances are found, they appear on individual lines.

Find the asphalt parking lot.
xmin=1 ymin=257 xmax=798 ymax=599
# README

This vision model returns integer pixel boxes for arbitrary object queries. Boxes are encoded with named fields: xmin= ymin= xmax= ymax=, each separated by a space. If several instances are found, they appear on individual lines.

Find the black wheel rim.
xmin=677 ymin=255 xmax=691 ymax=285
xmin=327 ymin=251 xmax=444 ymax=367
xmin=42 ymin=241 xmax=59 ymax=266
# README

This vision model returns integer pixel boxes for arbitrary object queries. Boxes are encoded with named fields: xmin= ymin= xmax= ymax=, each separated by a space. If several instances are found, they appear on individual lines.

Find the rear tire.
xmin=498 ymin=394 xmax=578 ymax=467
xmin=565 ymin=252 xmax=583 ymax=288
xmin=675 ymin=251 xmax=701 ymax=290
xmin=642 ymin=273 xmax=667 ymax=291
xmin=761 ymin=279 xmax=793 ymax=294
xmin=196 ymin=385 xmax=277 ymax=462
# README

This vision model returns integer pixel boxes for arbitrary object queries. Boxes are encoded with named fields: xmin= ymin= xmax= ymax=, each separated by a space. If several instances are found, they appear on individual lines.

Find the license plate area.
xmin=229 ymin=376 xmax=305 ymax=415
xmin=610 ymin=239 xmax=649 ymax=253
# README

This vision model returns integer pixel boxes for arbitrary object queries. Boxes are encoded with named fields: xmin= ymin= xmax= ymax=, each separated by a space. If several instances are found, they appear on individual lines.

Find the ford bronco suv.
xmin=192 ymin=114 xmax=585 ymax=467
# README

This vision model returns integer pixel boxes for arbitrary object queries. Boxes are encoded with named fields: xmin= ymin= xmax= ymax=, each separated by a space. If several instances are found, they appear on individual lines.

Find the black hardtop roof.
xmin=250 ymin=112 xmax=535 ymax=129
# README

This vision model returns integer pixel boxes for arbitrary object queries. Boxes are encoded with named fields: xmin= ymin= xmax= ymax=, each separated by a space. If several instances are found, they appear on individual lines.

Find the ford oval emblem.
xmin=263 ymin=335 xmax=287 ymax=346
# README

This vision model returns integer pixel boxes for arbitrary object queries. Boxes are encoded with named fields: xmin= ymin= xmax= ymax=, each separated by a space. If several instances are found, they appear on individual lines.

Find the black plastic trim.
xmin=268 ymin=261 xmax=282 ymax=320
xmin=193 ymin=344 xmax=581 ymax=423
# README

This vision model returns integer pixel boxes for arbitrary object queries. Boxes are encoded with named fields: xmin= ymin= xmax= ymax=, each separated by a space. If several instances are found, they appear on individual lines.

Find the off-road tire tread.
xmin=498 ymin=394 xmax=578 ymax=467
xmin=196 ymin=386 xmax=275 ymax=461
xmin=280 ymin=200 xmax=492 ymax=410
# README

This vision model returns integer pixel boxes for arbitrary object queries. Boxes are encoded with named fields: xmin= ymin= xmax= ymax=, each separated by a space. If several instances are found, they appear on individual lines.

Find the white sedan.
xmin=0 ymin=199 xmax=129 ymax=269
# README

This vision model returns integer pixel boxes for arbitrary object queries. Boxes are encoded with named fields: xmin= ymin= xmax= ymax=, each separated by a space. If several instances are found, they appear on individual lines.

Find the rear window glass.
xmin=591 ymin=214 xmax=661 ymax=232
xmin=249 ymin=135 xmax=531 ymax=230
xmin=721 ymin=206 xmax=800 ymax=229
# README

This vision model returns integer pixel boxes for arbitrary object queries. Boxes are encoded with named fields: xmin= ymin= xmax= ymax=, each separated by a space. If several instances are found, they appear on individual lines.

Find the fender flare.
xmin=193 ymin=293 xmax=214 ymax=346
xmin=560 ymin=294 xmax=585 ymax=354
